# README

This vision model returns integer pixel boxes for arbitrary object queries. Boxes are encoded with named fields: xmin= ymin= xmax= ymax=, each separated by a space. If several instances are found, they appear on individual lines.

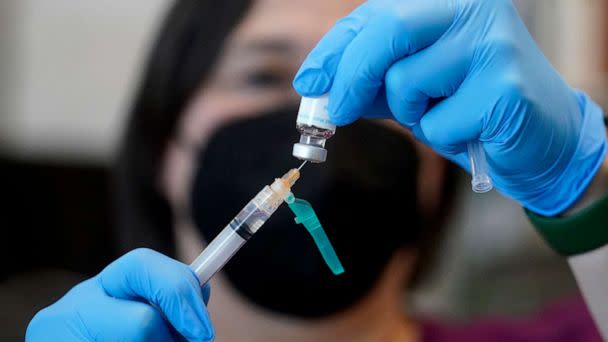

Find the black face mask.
xmin=191 ymin=106 xmax=420 ymax=318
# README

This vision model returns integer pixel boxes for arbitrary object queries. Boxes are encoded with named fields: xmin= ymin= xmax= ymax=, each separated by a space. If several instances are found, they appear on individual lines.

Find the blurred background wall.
xmin=0 ymin=3 xmax=169 ymax=339
xmin=0 ymin=0 xmax=168 ymax=163
xmin=0 ymin=0 xmax=172 ymax=275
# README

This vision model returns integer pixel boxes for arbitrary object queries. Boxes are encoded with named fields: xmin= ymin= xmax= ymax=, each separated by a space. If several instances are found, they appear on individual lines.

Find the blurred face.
xmin=163 ymin=0 xmax=365 ymax=212
xmin=160 ymin=0 xmax=449 ymax=326
xmin=163 ymin=0 xmax=447 ymax=221
xmin=162 ymin=0 xmax=450 ymax=296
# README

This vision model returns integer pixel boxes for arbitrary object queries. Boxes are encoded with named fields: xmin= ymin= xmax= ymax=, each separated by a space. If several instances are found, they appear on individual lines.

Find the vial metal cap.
xmin=292 ymin=143 xmax=327 ymax=163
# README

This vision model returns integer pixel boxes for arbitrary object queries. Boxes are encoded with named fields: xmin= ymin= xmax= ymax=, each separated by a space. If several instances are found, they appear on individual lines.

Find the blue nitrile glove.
xmin=293 ymin=0 xmax=607 ymax=216
xmin=26 ymin=248 xmax=214 ymax=342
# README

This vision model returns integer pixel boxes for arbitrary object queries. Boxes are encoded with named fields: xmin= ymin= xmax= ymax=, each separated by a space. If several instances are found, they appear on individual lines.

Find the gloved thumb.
xmin=98 ymin=248 xmax=214 ymax=341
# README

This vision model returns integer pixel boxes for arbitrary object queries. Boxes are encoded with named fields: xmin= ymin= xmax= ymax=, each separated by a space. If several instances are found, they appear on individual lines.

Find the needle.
xmin=298 ymin=161 xmax=308 ymax=171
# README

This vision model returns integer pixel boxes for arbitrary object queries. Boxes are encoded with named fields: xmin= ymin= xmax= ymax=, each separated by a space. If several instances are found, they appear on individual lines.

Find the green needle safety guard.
xmin=285 ymin=194 xmax=344 ymax=275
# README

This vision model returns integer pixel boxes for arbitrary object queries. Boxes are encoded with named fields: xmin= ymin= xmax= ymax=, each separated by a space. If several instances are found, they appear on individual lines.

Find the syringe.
xmin=189 ymin=168 xmax=301 ymax=285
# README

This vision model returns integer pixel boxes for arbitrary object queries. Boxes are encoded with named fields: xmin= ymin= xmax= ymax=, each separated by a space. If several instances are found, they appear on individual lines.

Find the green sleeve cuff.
xmin=526 ymin=193 xmax=608 ymax=257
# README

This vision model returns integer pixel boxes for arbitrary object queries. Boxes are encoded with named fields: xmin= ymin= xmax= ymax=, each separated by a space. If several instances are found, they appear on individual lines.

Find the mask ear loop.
xmin=284 ymin=193 xmax=344 ymax=275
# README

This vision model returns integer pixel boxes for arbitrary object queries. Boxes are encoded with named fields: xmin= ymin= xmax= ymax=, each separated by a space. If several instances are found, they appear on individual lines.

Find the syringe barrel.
xmin=190 ymin=226 xmax=246 ymax=285
xmin=189 ymin=185 xmax=285 ymax=284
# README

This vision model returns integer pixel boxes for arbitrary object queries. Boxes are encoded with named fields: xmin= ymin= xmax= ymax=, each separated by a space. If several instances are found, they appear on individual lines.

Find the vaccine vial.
xmin=292 ymin=94 xmax=336 ymax=163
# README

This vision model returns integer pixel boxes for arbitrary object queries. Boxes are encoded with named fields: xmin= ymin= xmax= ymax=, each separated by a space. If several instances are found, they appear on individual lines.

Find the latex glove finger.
xmin=385 ymin=39 xmax=469 ymax=126
xmin=293 ymin=4 xmax=371 ymax=97
xmin=26 ymin=278 xmax=176 ymax=342
xmin=326 ymin=2 xmax=455 ymax=125
xmin=98 ymin=248 xmax=214 ymax=342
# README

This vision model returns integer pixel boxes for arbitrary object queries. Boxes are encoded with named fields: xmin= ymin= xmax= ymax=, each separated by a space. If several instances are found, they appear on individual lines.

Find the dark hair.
xmin=114 ymin=0 xmax=253 ymax=256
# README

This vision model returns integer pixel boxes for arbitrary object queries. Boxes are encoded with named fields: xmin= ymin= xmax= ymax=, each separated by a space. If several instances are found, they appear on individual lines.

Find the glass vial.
xmin=292 ymin=94 xmax=336 ymax=163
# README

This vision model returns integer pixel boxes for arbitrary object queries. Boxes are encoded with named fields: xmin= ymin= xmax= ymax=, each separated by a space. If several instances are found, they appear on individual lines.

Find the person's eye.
xmin=243 ymin=69 xmax=288 ymax=88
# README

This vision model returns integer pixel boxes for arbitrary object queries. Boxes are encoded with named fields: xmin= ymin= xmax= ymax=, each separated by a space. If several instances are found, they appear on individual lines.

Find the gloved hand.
xmin=293 ymin=0 xmax=607 ymax=216
xmin=26 ymin=248 xmax=214 ymax=342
